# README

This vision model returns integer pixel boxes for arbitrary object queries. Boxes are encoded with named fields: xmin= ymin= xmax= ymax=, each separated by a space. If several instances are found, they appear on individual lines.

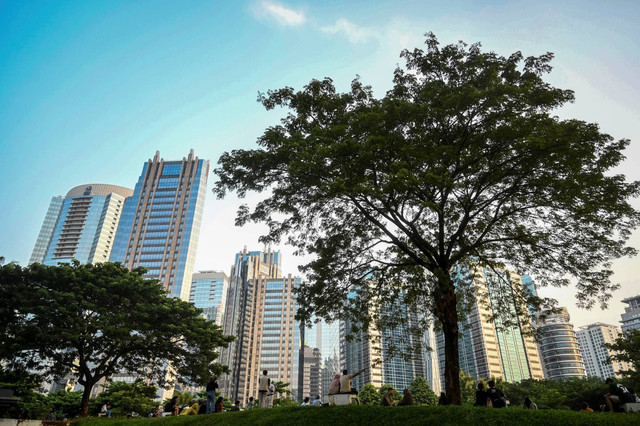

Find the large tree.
xmin=0 ymin=261 xmax=233 ymax=416
xmin=214 ymin=33 xmax=639 ymax=403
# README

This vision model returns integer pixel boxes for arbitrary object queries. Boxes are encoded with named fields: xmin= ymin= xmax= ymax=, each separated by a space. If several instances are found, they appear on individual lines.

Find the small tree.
xmin=0 ymin=261 xmax=234 ymax=416
xmin=358 ymin=383 xmax=379 ymax=405
xmin=214 ymin=33 xmax=640 ymax=404
xmin=410 ymin=376 xmax=437 ymax=405
xmin=43 ymin=390 xmax=83 ymax=419
xmin=90 ymin=381 xmax=157 ymax=417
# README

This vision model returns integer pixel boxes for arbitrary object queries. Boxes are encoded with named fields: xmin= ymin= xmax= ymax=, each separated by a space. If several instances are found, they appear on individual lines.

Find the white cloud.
xmin=320 ymin=18 xmax=375 ymax=44
xmin=258 ymin=1 xmax=306 ymax=27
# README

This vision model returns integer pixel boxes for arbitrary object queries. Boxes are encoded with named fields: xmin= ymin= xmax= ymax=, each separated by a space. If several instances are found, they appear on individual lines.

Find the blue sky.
xmin=1 ymin=0 xmax=639 ymax=327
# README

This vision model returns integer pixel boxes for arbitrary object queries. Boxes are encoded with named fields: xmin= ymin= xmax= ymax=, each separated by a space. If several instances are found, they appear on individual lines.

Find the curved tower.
xmin=537 ymin=307 xmax=586 ymax=380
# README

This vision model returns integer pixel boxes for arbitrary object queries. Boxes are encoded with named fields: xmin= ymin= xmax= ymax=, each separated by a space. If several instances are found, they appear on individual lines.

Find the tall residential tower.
xmin=30 ymin=184 xmax=133 ymax=265
xmin=109 ymin=150 xmax=208 ymax=300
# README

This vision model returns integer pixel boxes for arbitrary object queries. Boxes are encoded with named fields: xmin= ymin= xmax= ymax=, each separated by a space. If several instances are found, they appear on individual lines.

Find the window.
xmin=162 ymin=164 xmax=182 ymax=175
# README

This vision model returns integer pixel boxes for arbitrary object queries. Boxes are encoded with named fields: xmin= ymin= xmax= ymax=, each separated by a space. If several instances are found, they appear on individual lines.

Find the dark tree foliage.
xmin=605 ymin=329 xmax=640 ymax=392
xmin=410 ymin=376 xmax=437 ymax=406
xmin=0 ymin=261 xmax=234 ymax=416
xmin=89 ymin=381 xmax=157 ymax=417
xmin=358 ymin=383 xmax=380 ymax=405
xmin=214 ymin=33 xmax=639 ymax=404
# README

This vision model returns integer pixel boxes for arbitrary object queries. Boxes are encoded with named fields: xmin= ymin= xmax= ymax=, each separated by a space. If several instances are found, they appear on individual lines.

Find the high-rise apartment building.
xmin=109 ymin=150 xmax=208 ymax=301
xmin=30 ymin=184 xmax=133 ymax=265
xmin=220 ymin=249 xmax=303 ymax=404
xmin=340 ymin=295 xmax=428 ymax=392
xmin=189 ymin=270 xmax=229 ymax=324
xmin=620 ymin=295 xmax=640 ymax=332
xmin=576 ymin=323 xmax=631 ymax=379
xmin=536 ymin=307 xmax=586 ymax=380
xmin=437 ymin=268 xmax=544 ymax=383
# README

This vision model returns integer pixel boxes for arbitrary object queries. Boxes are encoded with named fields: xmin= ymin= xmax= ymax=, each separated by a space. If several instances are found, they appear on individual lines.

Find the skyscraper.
xmin=620 ymin=295 xmax=640 ymax=332
xmin=536 ymin=307 xmax=586 ymax=380
xmin=576 ymin=323 xmax=631 ymax=379
xmin=437 ymin=268 xmax=544 ymax=383
xmin=340 ymin=318 xmax=384 ymax=391
xmin=220 ymin=248 xmax=303 ymax=404
xmin=30 ymin=184 xmax=133 ymax=265
xmin=340 ymin=293 xmax=427 ymax=392
xmin=189 ymin=270 xmax=229 ymax=324
xmin=109 ymin=150 xmax=208 ymax=301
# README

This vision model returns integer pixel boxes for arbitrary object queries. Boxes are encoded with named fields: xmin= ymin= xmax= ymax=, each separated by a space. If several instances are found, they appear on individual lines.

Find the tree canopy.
xmin=0 ymin=261 xmax=234 ymax=416
xmin=214 ymin=33 xmax=639 ymax=404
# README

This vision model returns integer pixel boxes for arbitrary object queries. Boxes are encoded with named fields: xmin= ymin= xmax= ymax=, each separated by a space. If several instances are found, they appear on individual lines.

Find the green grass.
xmin=75 ymin=405 xmax=639 ymax=426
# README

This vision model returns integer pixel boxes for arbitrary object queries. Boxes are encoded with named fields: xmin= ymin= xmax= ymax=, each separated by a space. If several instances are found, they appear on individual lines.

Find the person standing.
xmin=267 ymin=382 xmax=276 ymax=407
xmin=258 ymin=370 xmax=270 ymax=408
xmin=206 ymin=376 xmax=218 ymax=414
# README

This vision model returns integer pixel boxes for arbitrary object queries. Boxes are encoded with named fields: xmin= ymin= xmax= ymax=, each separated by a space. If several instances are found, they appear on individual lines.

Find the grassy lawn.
xmin=75 ymin=405 xmax=639 ymax=426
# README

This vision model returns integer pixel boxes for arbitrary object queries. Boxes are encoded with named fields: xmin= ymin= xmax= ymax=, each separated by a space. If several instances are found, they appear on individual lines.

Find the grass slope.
xmin=76 ymin=405 xmax=639 ymax=426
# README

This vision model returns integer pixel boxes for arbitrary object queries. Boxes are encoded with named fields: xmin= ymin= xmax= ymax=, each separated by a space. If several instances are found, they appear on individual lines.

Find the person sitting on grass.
xmin=486 ymin=380 xmax=506 ymax=408
xmin=164 ymin=396 xmax=179 ymax=416
xmin=382 ymin=388 xmax=397 ymax=406
xmin=215 ymin=396 xmax=224 ymax=413
xmin=523 ymin=397 xmax=537 ymax=410
xmin=398 ymin=389 xmax=414 ymax=406
xmin=474 ymin=383 xmax=488 ymax=407
xmin=312 ymin=395 xmax=322 ymax=406
xmin=301 ymin=397 xmax=311 ymax=406
xmin=229 ymin=400 xmax=241 ymax=411
xmin=580 ymin=402 xmax=594 ymax=413
xmin=179 ymin=399 xmax=199 ymax=416
xmin=438 ymin=392 xmax=449 ymax=406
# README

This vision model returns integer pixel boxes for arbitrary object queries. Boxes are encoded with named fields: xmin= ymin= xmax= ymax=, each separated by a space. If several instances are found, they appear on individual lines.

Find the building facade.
xmin=30 ymin=184 xmax=133 ymax=265
xmin=109 ymin=150 xmax=208 ymax=301
xmin=576 ymin=323 xmax=631 ymax=379
xmin=340 ymin=319 xmax=384 ymax=391
xmin=301 ymin=346 xmax=322 ymax=399
xmin=189 ymin=270 xmax=229 ymax=324
xmin=437 ymin=268 xmax=544 ymax=383
xmin=620 ymin=295 xmax=640 ymax=332
xmin=536 ymin=307 xmax=586 ymax=380
xmin=220 ymin=249 xmax=305 ymax=405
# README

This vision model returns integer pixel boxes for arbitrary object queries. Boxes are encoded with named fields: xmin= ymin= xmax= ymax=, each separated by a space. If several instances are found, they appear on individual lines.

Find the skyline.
xmin=1 ymin=0 xmax=639 ymax=329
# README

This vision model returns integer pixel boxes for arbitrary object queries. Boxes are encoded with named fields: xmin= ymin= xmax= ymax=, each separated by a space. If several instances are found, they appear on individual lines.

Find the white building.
xmin=576 ymin=323 xmax=631 ymax=379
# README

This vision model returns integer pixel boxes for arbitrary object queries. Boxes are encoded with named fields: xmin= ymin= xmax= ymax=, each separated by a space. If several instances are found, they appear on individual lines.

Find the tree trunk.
xmin=80 ymin=379 xmax=94 ymax=417
xmin=298 ymin=323 xmax=305 ymax=402
xmin=436 ymin=274 xmax=461 ymax=405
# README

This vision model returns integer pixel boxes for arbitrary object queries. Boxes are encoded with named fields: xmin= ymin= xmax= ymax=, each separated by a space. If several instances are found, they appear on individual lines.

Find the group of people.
xmin=473 ymin=380 xmax=511 ymax=408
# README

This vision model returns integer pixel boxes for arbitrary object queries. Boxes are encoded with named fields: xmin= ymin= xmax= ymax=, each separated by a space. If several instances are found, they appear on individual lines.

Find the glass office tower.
xmin=110 ymin=150 xmax=208 ymax=301
xmin=30 ymin=184 xmax=133 ymax=265
xmin=189 ymin=270 xmax=229 ymax=324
